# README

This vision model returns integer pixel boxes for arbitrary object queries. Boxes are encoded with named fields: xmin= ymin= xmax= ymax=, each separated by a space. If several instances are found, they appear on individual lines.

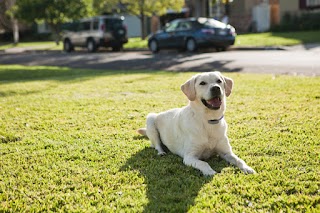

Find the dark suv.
xmin=62 ymin=16 xmax=128 ymax=52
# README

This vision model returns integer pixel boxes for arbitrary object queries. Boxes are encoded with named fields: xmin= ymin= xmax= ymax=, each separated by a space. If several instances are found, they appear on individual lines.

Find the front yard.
xmin=0 ymin=65 xmax=319 ymax=212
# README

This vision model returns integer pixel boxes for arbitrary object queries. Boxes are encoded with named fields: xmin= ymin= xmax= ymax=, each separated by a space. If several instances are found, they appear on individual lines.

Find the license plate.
xmin=219 ymin=30 xmax=227 ymax=35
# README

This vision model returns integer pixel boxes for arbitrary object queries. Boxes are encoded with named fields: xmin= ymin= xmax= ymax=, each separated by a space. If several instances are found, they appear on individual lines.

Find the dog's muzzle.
xmin=201 ymin=86 xmax=222 ymax=110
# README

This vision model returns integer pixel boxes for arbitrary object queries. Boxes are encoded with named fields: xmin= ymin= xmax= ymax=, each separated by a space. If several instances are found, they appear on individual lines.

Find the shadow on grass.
xmin=0 ymin=65 xmax=158 ymax=83
xmin=0 ymin=66 xmax=162 ymax=97
xmin=271 ymin=31 xmax=320 ymax=47
xmin=120 ymin=145 xmax=228 ymax=212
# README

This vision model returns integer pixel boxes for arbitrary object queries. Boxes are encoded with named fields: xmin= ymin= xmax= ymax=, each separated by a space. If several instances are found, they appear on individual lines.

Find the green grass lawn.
xmin=1 ymin=30 xmax=320 ymax=51
xmin=235 ymin=30 xmax=320 ymax=46
xmin=124 ymin=37 xmax=148 ymax=49
xmin=0 ymin=65 xmax=319 ymax=212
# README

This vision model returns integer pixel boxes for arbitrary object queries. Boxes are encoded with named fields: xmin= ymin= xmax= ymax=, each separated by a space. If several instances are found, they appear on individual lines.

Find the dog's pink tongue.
xmin=207 ymin=98 xmax=221 ymax=107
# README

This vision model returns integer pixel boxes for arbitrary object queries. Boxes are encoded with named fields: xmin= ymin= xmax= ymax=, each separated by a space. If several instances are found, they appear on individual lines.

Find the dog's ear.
xmin=223 ymin=76 xmax=234 ymax=97
xmin=214 ymin=71 xmax=234 ymax=97
xmin=181 ymin=75 xmax=197 ymax=101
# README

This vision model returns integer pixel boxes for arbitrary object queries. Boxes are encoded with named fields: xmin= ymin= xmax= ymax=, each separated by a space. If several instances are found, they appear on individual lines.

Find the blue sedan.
xmin=148 ymin=17 xmax=236 ymax=53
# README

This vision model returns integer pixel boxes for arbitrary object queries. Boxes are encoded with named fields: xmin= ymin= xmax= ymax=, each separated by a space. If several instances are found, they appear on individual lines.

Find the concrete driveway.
xmin=0 ymin=44 xmax=319 ymax=76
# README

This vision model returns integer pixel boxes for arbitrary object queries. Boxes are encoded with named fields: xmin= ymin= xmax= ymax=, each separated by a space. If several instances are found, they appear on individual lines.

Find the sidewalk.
xmin=2 ymin=44 xmax=59 ymax=53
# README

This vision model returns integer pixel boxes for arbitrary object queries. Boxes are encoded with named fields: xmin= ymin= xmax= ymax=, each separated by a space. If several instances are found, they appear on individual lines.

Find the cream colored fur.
xmin=137 ymin=71 xmax=255 ymax=176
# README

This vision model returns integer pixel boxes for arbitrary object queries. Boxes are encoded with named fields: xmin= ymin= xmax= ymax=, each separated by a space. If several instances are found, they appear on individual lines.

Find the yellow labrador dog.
xmin=137 ymin=71 xmax=255 ymax=176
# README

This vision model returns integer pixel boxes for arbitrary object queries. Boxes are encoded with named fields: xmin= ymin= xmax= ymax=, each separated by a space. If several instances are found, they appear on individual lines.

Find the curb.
xmin=0 ymin=46 xmax=283 ymax=54
xmin=230 ymin=46 xmax=285 ymax=51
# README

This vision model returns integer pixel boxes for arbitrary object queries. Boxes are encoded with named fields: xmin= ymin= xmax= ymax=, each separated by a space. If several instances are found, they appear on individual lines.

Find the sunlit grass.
xmin=235 ymin=30 xmax=320 ymax=46
xmin=0 ymin=65 xmax=319 ymax=212
xmin=0 ymin=41 xmax=62 ymax=51
xmin=124 ymin=37 xmax=148 ymax=49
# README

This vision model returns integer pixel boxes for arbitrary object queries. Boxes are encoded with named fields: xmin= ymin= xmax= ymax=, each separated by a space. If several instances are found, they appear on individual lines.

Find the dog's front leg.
xmin=183 ymin=155 xmax=217 ymax=176
xmin=220 ymin=152 xmax=256 ymax=174
xmin=216 ymin=138 xmax=256 ymax=174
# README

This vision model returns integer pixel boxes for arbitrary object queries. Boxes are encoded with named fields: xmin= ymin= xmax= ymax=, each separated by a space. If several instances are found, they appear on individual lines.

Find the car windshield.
xmin=199 ymin=18 xmax=227 ymax=28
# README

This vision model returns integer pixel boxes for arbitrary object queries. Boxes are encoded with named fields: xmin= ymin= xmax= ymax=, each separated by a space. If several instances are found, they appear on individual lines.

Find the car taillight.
xmin=229 ymin=27 xmax=236 ymax=36
xmin=100 ymin=24 xmax=105 ymax=31
xmin=201 ymin=29 xmax=215 ymax=34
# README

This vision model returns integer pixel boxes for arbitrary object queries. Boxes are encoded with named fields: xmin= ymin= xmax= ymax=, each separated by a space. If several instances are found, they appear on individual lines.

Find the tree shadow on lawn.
xmin=0 ymin=65 xmax=157 ymax=83
xmin=0 ymin=66 xmax=161 ymax=98
xmin=270 ymin=31 xmax=320 ymax=46
xmin=120 ymin=143 xmax=229 ymax=212
xmin=0 ymin=50 xmax=242 ymax=82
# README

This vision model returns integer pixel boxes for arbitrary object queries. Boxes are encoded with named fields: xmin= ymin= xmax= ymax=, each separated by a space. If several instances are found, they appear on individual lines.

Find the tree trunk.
xmin=5 ymin=0 xmax=19 ymax=44
xmin=140 ymin=14 xmax=146 ymax=40
xmin=12 ymin=18 xmax=19 ymax=45
xmin=49 ymin=23 xmax=60 ymax=45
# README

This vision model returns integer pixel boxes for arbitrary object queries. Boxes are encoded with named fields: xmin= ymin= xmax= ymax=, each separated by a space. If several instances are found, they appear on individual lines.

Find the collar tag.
xmin=208 ymin=115 xmax=224 ymax=125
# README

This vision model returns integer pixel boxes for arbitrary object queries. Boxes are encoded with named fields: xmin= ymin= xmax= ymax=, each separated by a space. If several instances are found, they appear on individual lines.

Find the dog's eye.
xmin=199 ymin=81 xmax=207 ymax=85
xmin=217 ymin=79 xmax=222 ymax=84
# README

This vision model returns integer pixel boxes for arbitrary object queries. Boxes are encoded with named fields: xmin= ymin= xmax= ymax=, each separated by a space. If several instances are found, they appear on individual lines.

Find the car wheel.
xmin=186 ymin=38 xmax=197 ymax=52
xmin=63 ymin=39 xmax=73 ymax=52
xmin=149 ymin=39 xmax=159 ymax=53
xmin=87 ymin=39 xmax=97 ymax=53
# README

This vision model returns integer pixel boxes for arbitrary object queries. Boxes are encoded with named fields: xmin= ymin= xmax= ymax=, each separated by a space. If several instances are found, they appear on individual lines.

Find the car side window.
xmin=177 ymin=21 xmax=192 ymax=31
xmin=93 ymin=20 xmax=99 ymax=30
xmin=165 ymin=21 xmax=179 ymax=32
xmin=61 ymin=22 xmax=78 ymax=32
xmin=78 ymin=21 xmax=91 ymax=31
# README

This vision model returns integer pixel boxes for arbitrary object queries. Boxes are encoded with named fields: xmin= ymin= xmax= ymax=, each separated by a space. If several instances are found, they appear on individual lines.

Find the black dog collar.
xmin=208 ymin=115 xmax=224 ymax=124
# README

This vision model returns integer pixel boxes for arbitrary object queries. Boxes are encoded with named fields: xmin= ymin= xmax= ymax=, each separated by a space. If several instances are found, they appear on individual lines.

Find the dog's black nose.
xmin=210 ymin=86 xmax=221 ymax=94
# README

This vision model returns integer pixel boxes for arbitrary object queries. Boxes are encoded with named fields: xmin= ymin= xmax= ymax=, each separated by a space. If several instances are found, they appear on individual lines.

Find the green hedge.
xmin=272 ymin=12 xmax=320 ymax=32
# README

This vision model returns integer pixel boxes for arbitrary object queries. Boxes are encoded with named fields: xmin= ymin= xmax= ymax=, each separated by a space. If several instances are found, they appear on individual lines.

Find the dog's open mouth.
xmin=202 ymin=97 xmax=222 ymax=110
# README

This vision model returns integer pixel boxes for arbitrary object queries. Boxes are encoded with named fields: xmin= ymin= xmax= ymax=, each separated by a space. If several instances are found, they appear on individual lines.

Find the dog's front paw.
xmin=202 ymin=169 xmax=217 ymax=176
xmin=241 ymin=166 xmax=256 ymax=174
xmin=157 ymin=151 xmax=166 ymax=156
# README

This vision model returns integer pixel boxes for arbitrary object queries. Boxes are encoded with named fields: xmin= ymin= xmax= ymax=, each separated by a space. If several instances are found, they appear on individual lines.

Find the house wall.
xmin=123 ymin=15 xmax=141 ymax=38
xmin=280 ymin=0 xmax=299 ymax=13
xmin=229 ymin=0 xmax=254 ymax=32
xmin=270 ymin=0 xmax=280 ymax=26
xmin=38 ymin=23 xmax=51 ymax=34
xmin=187 ymin=0 xmax=208 ymax=17
xmin=252 ymin=2 xmax=270 ymax=32
xmin=279 ymin=0 xmax=300 ymax=19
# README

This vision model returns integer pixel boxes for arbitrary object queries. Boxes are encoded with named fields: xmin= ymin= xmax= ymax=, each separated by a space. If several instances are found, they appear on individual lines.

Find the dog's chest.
xmin=198 ymin=124 xmax=225 ymax=158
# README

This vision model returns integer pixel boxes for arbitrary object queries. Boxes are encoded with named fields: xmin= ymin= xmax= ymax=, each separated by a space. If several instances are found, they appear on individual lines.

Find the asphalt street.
xmin=0 ymin=44 xmax=319 ymax=76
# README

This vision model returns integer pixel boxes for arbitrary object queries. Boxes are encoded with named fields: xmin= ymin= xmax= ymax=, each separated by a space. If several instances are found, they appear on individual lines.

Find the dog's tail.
xmin=137 ymin=113 xmax=166 ymax=155
xmin=137 ymin=113 xmax=158 ymax=138
xmin=137 ymin=128 xmax=147 ymax=136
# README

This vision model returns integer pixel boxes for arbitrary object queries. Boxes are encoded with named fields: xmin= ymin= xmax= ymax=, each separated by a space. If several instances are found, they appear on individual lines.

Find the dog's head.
xmin=181 ymin=71 xmax=233 ymax=110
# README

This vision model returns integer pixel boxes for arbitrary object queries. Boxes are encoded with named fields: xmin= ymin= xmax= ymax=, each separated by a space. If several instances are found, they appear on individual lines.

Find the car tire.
xmin=185 ymin=38 xmax=197 ymax=52
xmin=87 ymin=39 xmax=97 ymax=53
xmin=63 ymin=39 xmax=73 ymax=53
xmin=149 ymin=39 xmax=159 ymax=53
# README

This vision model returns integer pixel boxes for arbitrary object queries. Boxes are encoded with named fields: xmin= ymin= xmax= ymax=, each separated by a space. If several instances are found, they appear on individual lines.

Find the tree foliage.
xmin=94 ymin=0 xmax=185 ymax=39
xmin=94 ymin=0 xmax=184 ymax=16
xmin=14 ymin=0 xmax=93 ymax=44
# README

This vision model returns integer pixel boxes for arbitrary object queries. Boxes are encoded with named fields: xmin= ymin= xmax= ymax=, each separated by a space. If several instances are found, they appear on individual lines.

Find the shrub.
xmin=272 ymin=12 xmax=320 ymax=32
